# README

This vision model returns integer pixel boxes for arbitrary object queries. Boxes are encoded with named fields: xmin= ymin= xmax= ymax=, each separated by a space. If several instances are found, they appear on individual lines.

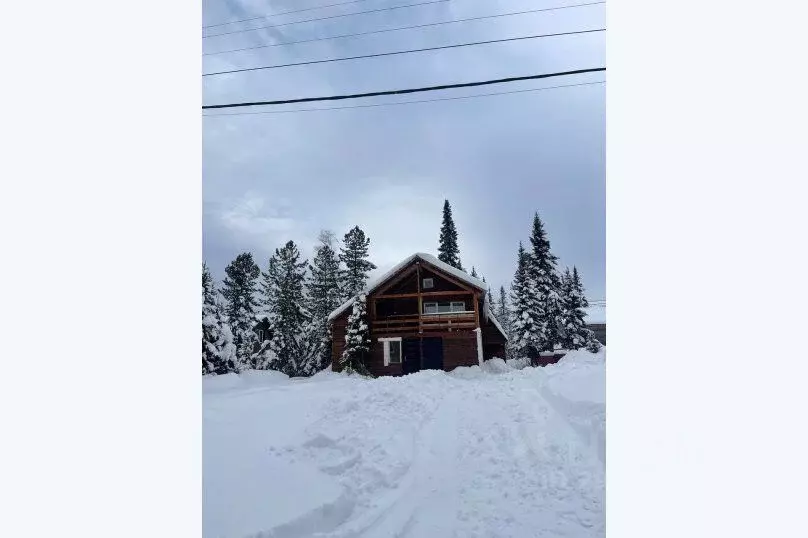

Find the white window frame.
xmin=423 ymin=301 xmax=469 ymax=314
xmin=379 ymin=337 xmax=402 ymax=366
xmin=422 ymin=277 xmax=434 ymax=289
xmin=450 ymin=301 xmax=466 ymax=312
xmin=257 ymin=329 xmax=264 ymax=341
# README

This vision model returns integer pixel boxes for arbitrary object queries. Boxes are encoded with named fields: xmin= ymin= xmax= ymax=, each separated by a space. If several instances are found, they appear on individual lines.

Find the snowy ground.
xmin=203 ymin=349 xmax=605 ymax=538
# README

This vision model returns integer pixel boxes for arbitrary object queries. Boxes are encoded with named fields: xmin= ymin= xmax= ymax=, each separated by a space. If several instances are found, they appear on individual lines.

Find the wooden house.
xmin=328 ymin=253 xmax=508 ymax=376
xmin=251 ymin=316 xmax=273 ymax=354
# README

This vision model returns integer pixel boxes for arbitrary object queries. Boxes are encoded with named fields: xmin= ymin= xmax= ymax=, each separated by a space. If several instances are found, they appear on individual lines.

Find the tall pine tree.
xmin=202 ymin=263 xmax=217 ymax=374
xmin=527 ymin=212 xmax=563 ymax=353
xmin=558 ymin=268 xmax=578 ymax=350
xmin=221 ymin=252 xmax=261 ymax=370
xmin=437 ymin=199 xmax=463 ymax=270
xmin=509 ymin=242 xmax=539 ymax=358
xmin=497 ymin=285 xmax=512 ymax=358
xmin=340 ymin=226 xmax=377 ymax=299
xmin=571 ymin=266 xmax=601 ymax=352
xmin=306 ymin=230 xmax=343 ymax=374
xmin=212 ymin=291 xmax=238 ymax=374
xmin=262 ymin=241 xmax=310 ymax=376
xmin=340 ymin=293 xmax=371 ymax=375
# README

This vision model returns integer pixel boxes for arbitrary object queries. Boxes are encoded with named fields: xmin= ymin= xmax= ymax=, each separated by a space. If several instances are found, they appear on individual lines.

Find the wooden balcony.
xmin=371 ymin=311 xmax=477 ymax=333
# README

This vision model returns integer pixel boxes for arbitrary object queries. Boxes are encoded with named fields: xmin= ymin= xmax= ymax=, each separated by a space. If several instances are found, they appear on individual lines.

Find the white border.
xmin=378 ymin=337 xmax=402 ymax=366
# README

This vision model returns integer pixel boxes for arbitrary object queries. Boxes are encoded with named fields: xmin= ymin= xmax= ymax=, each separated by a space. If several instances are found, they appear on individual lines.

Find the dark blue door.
xmin=421 ymin=337 xmax=444 ymax=370
xmin=402 ymin=338 xmax=421 ymax=375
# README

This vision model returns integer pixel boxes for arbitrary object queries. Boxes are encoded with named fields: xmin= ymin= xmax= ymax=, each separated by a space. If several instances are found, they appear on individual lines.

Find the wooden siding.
xmin=364 ymin=331 xmax=479 ymax=376
xmin=331 ymin=256 xmax=501 ymax=376
xmin=331 ymin=312 xmax=348 ymax=373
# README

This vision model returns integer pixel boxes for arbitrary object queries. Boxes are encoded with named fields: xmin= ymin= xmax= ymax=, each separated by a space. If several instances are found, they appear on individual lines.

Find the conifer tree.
xmin=437 ymin=199 xmax=463 ymax=270
xmin=202 ymin=263 xmax=217 ymax=374
xmin=558 ymin=268 xmax=577 ymax=350
xmin=202 ymin=264 xmax=237 ymax=375
xmin=221 ymin=252 xmax=261 ymax=370
xmin=339 ymin=226 xmax=377 ymax=299
xmin=470 ymin=266 xmax=478 ymax=278
xmin=509 ymin=242 xmax=539 ymax=359
xmin=571 ymin=266 xmax=601 ymax=352
xmin=340 ymin=294 xmax=371 ymax=375
xmin=306 ymin=230 xmax=343 ymax=374
xmin=497 ymin=285 xmax=512 ymax=357
xmin=214 ymin=299 xmax=239 ymax=373
xmin=262 ymin=241 xmax=310 ymax=376
xmin=527 ymin=212 xmax=563 ymax=353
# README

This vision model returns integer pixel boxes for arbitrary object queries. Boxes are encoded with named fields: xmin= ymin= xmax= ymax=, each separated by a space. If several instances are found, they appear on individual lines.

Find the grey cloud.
xmin=203 ymin=0 xmax=605 ymax=300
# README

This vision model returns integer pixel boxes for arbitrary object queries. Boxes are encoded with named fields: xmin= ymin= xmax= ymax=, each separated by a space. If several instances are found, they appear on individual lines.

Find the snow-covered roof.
xmin=327 ymin=252 xmax=488 ymax=322
xmin=486 ymin=306 xmax=508 ymax=341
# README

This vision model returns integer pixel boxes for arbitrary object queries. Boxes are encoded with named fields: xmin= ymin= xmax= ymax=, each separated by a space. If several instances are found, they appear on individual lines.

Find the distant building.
xmin=585 ymin=303 xmax=606 ymax=345
xmin=587 ymin=323 xmax=606 ymax=345
xmin=252 ymin=315 xmax=272 ymax=353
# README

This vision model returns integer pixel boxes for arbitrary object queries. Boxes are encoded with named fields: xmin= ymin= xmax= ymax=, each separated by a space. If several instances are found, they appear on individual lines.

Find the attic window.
xmin=422 ymin=278 xmax=434 ymax=289
xmin=257 ymin=330 xmax=264 ymax=341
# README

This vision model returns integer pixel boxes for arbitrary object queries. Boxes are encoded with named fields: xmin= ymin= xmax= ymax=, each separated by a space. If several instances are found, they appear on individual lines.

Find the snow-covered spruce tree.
xmin=202 ymin=263 xmax=217 ymax=374
xmin=558 ymin=268 xmax=578 ymax=351
xmin=571 ymin=266 xmax=601 ymax=352
xmin=220 ymin=252 xmax=261 ymax=371
xmin=437 ymin=199 xmax=463 ymax=270
xmin=262 ymin=240 xmax=310 ymax=376
xmin=509 ymin=242 xmax=539 ymax=359
xmin=339 ymin=226 xmax=377 ymax=300
xmin=306 ymin=231 xmax=343 ymax=374
xmin=340 ymin=294 xmax=371 ymax=375
xmin=470 ymin=266 xmax=478 ymax=278
xmin=497 ymin=285 xmax=513 ymax=358
xmin=527 ymin=212 xmax=563 ymax=353
xmin=214 ymin=302 xmax=239 ymax=373
xmin=202 ymin=263 xmax=238 ymax=374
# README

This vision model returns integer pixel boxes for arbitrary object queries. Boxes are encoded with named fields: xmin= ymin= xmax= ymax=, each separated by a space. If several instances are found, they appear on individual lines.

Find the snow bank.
xmin=204 ymin=355 xmax=605 ymax=537
xmin=539 ymin=347 xmax=606 ymax=465
xmin=203 ymin=369 xmax=291 ymax=394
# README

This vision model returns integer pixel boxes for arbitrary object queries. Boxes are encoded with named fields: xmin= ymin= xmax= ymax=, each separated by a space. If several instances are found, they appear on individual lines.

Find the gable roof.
xmin=327 ymin=252 xmax=488 ymax=322
xmin=485 ymin=307 xmax=508 ymax=342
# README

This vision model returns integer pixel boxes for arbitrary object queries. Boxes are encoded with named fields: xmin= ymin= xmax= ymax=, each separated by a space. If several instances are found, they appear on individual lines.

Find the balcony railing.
xmin=371 ymin=311 xmax=477 ymax=333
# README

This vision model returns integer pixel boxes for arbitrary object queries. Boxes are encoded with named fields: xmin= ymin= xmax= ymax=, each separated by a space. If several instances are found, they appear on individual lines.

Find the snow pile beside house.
xmin=203 ymin=350 xmax=605 ymax=537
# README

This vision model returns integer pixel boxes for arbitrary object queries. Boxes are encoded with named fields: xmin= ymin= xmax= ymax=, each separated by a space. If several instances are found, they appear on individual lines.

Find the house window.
xmin=388 ymin=340 xmax=401 ymax=364
xmin=379 ymin=337 xmax=402 ymax=365
xmin=422 ymin=278 xmax=434 ymax=289
xmin=257 ymin=330 xmax=264 ymax=341
xmin=423 ymin=301 xmax=467 ymax=314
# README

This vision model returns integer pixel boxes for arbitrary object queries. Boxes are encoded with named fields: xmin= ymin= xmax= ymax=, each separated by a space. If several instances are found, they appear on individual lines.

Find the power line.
xmin=203 ymin=28 xmax=605 ymax=77
xmin=203 ymin=1 xmax=606 ymax=57
xmin=202 ymin=67 xmax=605 ymax=109
xmin=203 ymin=80 xmax=604 ymax=117
xmin=203 ymin=0 xmax=450 ymax=39
xmin=204 ymin=0 xmax=377 ymax=29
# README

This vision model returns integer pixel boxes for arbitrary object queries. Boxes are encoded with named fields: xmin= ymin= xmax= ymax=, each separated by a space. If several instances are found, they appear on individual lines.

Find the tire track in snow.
xmin=323 ymin=377 xmax=463 ymax=538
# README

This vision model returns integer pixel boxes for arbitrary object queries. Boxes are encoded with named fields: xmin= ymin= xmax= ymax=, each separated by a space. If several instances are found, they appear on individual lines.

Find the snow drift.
xmin=203 ymin=349 xmax=606 ymax=538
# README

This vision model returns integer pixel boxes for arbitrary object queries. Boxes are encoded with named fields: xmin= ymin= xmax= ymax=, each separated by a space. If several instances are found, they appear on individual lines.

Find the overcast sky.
xmin=203 ymin=0 xmax=605 ymax=301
